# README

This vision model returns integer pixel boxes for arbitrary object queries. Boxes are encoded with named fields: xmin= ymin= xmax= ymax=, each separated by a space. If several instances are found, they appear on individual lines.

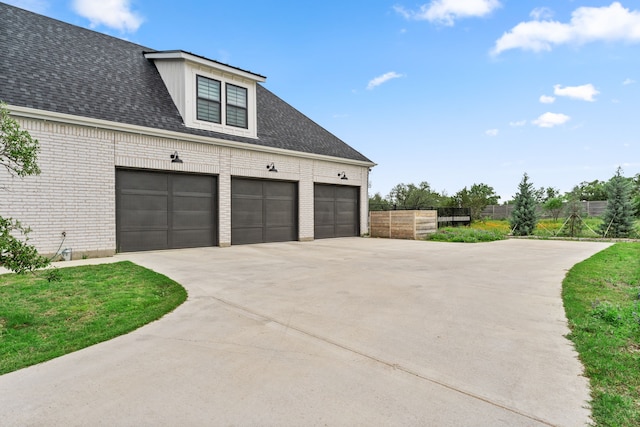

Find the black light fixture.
xmin=338 ymin=171 xmax=348 ymax=180
xmin=170 ymin=151 xmax=183 ymax=163
xmin=266 ymin=162 xmax=278 ymax=172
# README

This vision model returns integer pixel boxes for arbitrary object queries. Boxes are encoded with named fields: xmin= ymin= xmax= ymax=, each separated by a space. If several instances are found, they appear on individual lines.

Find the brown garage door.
xmin=116 ymin=169 xmax=217 ymax=252
xmin=231 ymin=178 xmax=297 ymax=245
xmin=314 ymin=184 xmax=359 ymax=239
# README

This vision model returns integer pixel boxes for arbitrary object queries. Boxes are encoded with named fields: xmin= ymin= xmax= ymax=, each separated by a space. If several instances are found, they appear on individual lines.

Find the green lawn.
xmin=0 ymin=261 xmax=187 ymax=375
xmin=563 ymin=243 xmax=640 ymax=426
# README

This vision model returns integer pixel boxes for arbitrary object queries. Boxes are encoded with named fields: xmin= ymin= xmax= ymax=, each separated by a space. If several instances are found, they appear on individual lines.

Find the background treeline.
xmin=369 ymin=171 xmax=640 ymax=222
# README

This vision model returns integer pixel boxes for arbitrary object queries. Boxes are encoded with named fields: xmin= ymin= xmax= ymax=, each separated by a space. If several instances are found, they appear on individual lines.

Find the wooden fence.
xmin=370 ymin=210 xmax=437 ymax=240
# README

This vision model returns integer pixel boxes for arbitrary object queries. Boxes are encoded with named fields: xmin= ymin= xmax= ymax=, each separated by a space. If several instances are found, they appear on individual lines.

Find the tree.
xmin=542 ymin=197 xmax=564 ymax=221
xmin=368 ymin=192 xmax=391 ymax=211
xmin=632 ymin=173 xmax=640 ymax=217
xmin=387 ymin=182 xmax=442 ymax=210
xmin=534 ymin=186 xmax=560 ymax=203
xmin=570 ymin=180 xmax=607 ymax=201
xmin=510 ymin=173 xmax=538 ymax=236
xmin=0 ymin=102 xmax=49 ymax=273
xmin=449 ymin=183 xmax=500 ymax=220
xmin=599 ymin=167 xmax=635 ymax=238
xmin=561 ymin=198 xmax=585 ymax=237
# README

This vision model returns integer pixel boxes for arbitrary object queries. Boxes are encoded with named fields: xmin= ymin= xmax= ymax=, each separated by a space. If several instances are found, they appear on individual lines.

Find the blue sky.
xmin=5 ymin=0 xmax=640 ymax=201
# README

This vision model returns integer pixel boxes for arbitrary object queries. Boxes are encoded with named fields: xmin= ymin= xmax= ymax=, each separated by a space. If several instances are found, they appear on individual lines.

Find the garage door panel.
xmin=265 ymin=199 xmax=295 ymax=227
xmin=119 ymin=230 xmax=168 ymax=252
xmin=314 ymin=184 xmax=359 ymax=239
xmin=314 ymin=184 xmax=334 ymax=199
xmin=232 ymin=198 xmax=264 ymax=227
xmin=265 ymin=226 xmax=297 ymax=242
xmin=232 ymin=227 xmax=264 ymax=245
xmin=172 ymin=195 xmax=213 ymax=212
xmin=336 ymin=201 xmax=357 ymax=222
xmin=119 ymin=210 xmax=168 ymax=229
xmin=232 ymin=178 xmax=263 ymax=196
xmin=116 ymin=169 xmax=217 ymax=252
xmin=173 ymin=174 xmax=214 ymax=193
xmin=172 ymin=229 xmax=214 ymax=248
xmin=336 ymin=186 xmax=358 ymax=199
xmin=119 ymin=171 xmax=168 ymax=191
xmin=119 ymin=194 xmax=168 ymax=211
xmin=265 ymin=182 xmax=296 ymax=197
xmin=172 ymin=211 xmax=213 ymax=229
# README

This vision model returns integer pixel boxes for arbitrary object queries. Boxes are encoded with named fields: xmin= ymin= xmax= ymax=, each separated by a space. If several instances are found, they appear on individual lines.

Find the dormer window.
xmin=226 ymin=84 xmax=247 ymax=128
xmin=145 ymin=50 xmax=265 ymax=138
xmin=197 ymin=76 xmax=221 ymax=123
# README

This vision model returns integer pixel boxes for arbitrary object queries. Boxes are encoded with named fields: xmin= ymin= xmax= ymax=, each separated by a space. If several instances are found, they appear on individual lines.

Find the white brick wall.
xmin=0 ymin=119 xmax=115 ymax=258
xmin=0 ymin=117 xmax=370 ymax=257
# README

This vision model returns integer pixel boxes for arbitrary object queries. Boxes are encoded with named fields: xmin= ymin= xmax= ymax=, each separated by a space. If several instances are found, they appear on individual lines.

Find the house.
xmin=0 ymin=3 xmax=374 ymax=258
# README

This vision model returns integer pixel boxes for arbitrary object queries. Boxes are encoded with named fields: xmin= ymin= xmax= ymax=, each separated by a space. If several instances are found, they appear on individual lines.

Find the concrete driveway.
xmin=0 ymin=238 xmax=610 ymax=426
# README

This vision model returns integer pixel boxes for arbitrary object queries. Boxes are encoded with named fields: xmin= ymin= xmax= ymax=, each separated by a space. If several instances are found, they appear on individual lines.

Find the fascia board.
xmin=144 ymin=51 xmax=266 ymax=83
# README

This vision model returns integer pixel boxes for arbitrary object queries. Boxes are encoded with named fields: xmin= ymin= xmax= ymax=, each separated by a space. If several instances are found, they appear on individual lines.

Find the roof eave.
xmin=7 ymin=105 xmax=375 ymax=167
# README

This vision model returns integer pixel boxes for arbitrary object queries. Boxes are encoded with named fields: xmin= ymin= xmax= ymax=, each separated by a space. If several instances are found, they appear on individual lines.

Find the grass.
xmin=0 ymin=261 xmax=187 ymax=375
xmin=468 ymin=217 xmax=640 ymax=239
xmin=426 ymin=227 xmax=506 ymax=242
xmin=563 ymin=243 xmax=640 ymax=426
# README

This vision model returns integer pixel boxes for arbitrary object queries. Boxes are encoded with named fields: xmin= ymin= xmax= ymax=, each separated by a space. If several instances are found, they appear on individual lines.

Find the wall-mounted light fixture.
xmin=266 ymin=162 xmax=278 ymax=172
xmin=338 ymin=171 xmax=348 ymax=180
xmin=170 ymin=151 xmax=183 ymax=163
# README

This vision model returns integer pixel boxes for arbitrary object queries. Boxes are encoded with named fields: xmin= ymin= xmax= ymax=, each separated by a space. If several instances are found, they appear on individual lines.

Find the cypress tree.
xmin=510 ymin=173 xmax=538 ymax=236
xmin=600 ymin=167 xmax=634 ymax=238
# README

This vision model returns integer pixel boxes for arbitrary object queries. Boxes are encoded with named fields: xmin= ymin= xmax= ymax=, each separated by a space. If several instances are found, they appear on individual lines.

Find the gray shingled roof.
xmin=0 ymin=3 xmax=372 ymax=163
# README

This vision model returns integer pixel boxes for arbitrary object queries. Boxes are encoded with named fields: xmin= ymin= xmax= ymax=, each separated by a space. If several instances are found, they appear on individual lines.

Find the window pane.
xmin=197 ymin=76 xmax=221 ymax=123
xmin=197 ymin=76 xmax=220 ymax=101
xmin=226 ymin=84 xmax=247 ymax=128
xmin=197 ymin=98 xmax=220 ymax=123
xmin=227 ymin=105 xmax=247 ymax=128
xmin=226 ymin=84 xmax=247 ymax=107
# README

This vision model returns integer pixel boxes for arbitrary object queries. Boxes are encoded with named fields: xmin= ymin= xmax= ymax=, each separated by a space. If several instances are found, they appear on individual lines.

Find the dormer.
xmin=144 ymin=50 xmax=266 ymax=139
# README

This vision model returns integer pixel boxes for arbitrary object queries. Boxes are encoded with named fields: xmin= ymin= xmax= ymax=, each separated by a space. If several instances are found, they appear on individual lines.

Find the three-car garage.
xmin=116 ymin=169 xmax=360 ymax=252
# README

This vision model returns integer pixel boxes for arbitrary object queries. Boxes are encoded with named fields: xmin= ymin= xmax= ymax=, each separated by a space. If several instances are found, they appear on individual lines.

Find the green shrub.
xmin=426 ymin=227 xmax=505 ymax=243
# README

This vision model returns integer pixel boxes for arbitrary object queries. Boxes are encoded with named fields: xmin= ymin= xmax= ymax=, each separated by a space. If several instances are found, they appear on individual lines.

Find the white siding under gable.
xmin=153 ymin=59 xmax=187 ymax=122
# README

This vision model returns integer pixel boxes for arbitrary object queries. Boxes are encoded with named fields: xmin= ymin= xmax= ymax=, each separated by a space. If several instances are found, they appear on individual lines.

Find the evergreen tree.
xmin=600 ymin=167 xmax=635 ymax=238
xmin=510 ymin=173 xmax=538 ymax=236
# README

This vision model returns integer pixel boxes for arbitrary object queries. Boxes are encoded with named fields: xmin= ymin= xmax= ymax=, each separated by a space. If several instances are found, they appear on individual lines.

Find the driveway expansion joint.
xmin=209 ymin=294 xmax=559 ymax=427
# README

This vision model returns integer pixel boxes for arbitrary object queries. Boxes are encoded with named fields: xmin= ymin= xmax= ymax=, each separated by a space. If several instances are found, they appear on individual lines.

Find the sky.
xmin=4 ymin=0 xmax=640 ymax=201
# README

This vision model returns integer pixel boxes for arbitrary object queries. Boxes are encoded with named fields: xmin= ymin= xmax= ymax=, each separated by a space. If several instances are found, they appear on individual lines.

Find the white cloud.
xmin=485 ymin=128 xmax=499 ymax=136
xmin=394 ymin=0 xmax=501 ymax=26
xmin=623 ymin=78 xmax=636 ymax=85
xmin=532 ymin=112 xmax=571 ymax=128
xmin=72 ymin=0 xmax=143 ymax=33
xmin=509 ymin=120 xmax=527 ymax=127
xmin=530 ymin=7 xmax=553 ymax=21
xmin=554 ymin=83 xmax=599 ymax=101
xmin=492 ymin=2 xmax=640 ymax=56
xmin=3 ymin=0 xmax=49 ymax=13
xmin=539 ymin=95 xmax=556 ymax=104
xmin=366 ymin=71 xmax=404 ymax=90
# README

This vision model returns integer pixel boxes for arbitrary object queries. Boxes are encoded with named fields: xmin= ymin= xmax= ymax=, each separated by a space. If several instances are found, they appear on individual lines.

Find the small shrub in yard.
xmin=426 ymin=227 xmax=505 ymax=243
